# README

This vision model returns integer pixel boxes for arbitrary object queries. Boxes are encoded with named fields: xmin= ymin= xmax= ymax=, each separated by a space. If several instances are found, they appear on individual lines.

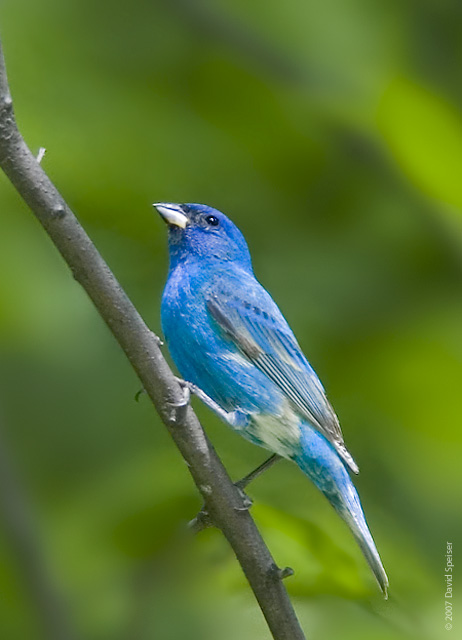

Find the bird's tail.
xmin=293 ymin=423 xmax=388 ymax=597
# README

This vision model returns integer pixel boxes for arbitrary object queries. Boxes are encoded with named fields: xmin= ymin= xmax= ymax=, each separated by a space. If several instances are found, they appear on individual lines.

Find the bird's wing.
xmin=206 ymin=286 xmax=358 ymax=473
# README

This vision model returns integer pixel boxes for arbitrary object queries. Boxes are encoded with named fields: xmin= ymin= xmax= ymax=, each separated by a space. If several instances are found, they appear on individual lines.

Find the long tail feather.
xmin=294 ymin=423 xmax=388 ymax=597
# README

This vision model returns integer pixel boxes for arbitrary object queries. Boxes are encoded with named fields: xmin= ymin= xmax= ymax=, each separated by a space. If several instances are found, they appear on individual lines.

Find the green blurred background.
xmin=0 ymin=0 xmax=461 ymax=638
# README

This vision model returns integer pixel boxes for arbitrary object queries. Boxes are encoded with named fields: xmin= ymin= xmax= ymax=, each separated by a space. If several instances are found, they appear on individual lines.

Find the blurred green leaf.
xmin=378 ymin=77 xmax=462 ymax=210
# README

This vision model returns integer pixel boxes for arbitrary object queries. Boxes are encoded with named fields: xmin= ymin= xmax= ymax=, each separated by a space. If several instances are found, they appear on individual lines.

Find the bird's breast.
xmin=161 ymin=267 xmax=284 ymax=416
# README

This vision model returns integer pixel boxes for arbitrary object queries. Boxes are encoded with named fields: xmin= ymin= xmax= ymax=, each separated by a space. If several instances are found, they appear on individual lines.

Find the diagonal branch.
xmin=0 ymin=39 xmax=305 ymax=640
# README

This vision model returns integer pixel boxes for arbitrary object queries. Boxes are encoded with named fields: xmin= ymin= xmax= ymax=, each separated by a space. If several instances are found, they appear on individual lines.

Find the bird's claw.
xmin=171 ymin=377 xmax=191 ymax=407
xmin=190 ymin=485 xmax=253 ymax=534
xmin=175 ymin=377 xmax=198 ymax=396
xmin=169 ymin=390 xmax=190 ymax=408
xmin=234 ymin=486 xmax=253 ymax=511
xmin=165 ymin=378 xmax=192 ymax=422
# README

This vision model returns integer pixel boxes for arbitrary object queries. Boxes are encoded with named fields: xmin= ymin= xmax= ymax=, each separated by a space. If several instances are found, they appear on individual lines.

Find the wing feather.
xmin=206 ymin=290 xmax=358 ymax=474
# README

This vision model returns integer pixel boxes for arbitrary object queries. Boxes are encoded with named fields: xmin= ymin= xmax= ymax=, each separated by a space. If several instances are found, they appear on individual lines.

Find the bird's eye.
xmin=205 ymin=215 xmax=219 ymax=227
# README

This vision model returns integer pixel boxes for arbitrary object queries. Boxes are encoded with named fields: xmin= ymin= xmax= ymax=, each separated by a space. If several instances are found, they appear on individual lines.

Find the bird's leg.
xmin=174 ymin=379 xmax=280 ymax=488
xmin=232 ymin=454 xmax=281 ymax=516
xmin=176 ymin=378 xmax=249 ymax=429
xmin=177 ymin=378 xmax=278 ymax=526
xmin=190 ymin=456 xmax=281 ymax=533
xmin=232 ymin=454 xmax=281 ymax=515
xmin=235 ymin=453 xmax=280 ymax=490
xmin=189 ymin=454 xmax=281 ymax=534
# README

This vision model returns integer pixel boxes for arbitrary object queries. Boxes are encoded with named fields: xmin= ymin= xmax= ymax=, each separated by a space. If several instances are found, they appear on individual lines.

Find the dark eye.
xmin=205 ymin=215 xmax=219 ymax=226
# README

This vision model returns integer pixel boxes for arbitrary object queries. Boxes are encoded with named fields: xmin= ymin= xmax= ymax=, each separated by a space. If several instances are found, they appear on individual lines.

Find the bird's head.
xmin=154 ymin=202 xmax=252 ymax=270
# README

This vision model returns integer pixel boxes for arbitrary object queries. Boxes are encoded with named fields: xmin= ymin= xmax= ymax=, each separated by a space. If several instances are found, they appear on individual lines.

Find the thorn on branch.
xmin=188 ymin=507 xmax=213 ymax=533
xmin=278 ymin=566 xmax=295 ymax=580
xmin=269 ymin=564 xmax=294 ymax=581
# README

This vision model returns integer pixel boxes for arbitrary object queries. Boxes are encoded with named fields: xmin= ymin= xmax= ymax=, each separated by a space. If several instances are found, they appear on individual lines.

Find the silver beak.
xmin=153 ymin=202 xmax=189 ymax=229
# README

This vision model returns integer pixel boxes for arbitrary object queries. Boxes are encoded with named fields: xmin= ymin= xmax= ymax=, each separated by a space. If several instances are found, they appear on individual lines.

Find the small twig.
xmin=277 ymin=566 xmax=295 ymax=580
xmin=0 ymin=39 xmax=305 ymax=640
xmin=36 ymin=146 xmax=46 ymax=163
xmin=188 ymin=508 xmax=213 ymax=533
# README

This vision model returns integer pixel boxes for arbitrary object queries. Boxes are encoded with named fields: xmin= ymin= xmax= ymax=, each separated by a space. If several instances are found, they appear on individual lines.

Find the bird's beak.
xmin=153 ymin=203 xmax=189 ymax=229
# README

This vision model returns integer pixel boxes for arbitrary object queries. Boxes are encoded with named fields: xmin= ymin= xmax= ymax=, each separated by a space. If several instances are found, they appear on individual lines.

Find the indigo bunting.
xmin=155 ymin=202 xmax=388 ymax=596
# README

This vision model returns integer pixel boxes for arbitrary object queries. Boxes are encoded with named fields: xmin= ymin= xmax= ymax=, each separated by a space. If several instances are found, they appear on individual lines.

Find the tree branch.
xmin=0 ymin=39 xmax=305 ymax=640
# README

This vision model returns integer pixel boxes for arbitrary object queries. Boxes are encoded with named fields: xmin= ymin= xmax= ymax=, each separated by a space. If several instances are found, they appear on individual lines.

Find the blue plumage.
xmin=156 ymin=202 xmax=388 ymax=596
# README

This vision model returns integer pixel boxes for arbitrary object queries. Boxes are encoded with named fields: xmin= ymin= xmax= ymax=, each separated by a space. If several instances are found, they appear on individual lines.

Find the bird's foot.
xmin=189 ymin=456 xmax=280 ymax=533
xmin=135 ymin=372 xmax=186 ymax=408
xmin=164 ymin=378 xmax=192 ymax=423
xmin=189 ymin=487 xmax=253 ymax=534
xmin=135 ymin=377 xmax=190 ymax=413
xmin=175 ymin=377 xmax=207 ymax=405
xmin=172 ymin=376 xmax=191 ymax=407
xmin=234 ymin=486 xmax=253 ymax=511
xmin=189 ymin=500 xmax=251 ymax=535
xmin=175 ymin=379 xmax=250 ymax=429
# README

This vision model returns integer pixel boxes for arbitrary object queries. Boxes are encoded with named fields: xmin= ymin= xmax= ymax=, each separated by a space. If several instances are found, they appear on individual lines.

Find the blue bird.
xmin=155 ymin=202 xmax=388 ymax=596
